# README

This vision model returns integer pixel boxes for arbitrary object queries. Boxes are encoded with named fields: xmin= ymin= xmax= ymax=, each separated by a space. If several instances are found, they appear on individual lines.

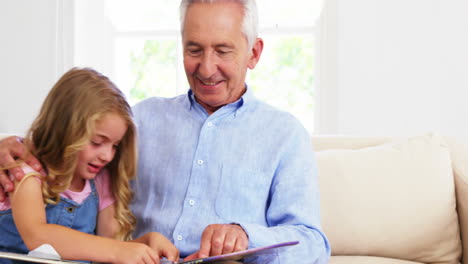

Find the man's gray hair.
xmin=179 ymin=0 xmax=259 ymax=49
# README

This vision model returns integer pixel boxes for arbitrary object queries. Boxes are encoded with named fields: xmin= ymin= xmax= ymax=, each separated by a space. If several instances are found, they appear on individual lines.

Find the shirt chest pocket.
xmin=215 ymin=166 xmax=271 ymax=224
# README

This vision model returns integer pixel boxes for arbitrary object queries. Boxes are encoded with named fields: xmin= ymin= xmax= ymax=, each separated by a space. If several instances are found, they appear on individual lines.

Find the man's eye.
xmin=217 ymin=50 xmax=230 ymax=55
xmin=188 ymin=49 xmax=201 ymax=55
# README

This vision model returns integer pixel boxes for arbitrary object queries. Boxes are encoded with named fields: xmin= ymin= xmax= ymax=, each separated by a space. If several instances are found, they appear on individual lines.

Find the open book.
xmin=161 ymin=241 xmax=299 ymax=264
xmin=0 ymin=251 xmax=82 ymax=264
xmin=0 ymin=244 xmax=83 ymax=263
xmin=0 ymin=241 xmax=298 ymax=264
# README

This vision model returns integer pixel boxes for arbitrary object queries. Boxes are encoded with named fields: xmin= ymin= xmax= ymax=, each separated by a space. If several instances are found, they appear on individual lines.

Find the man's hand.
xmin=0 ymin=136 xmax=44 ymax=201
xmin=183 ymin=224 xmax=248 ymax=261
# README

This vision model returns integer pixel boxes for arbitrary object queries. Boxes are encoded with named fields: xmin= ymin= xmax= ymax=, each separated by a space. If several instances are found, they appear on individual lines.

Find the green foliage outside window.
xmin=248 ymin=36 xmax=314 ymax=131
xmin=129 ymin=39 xmax=178 ymax=102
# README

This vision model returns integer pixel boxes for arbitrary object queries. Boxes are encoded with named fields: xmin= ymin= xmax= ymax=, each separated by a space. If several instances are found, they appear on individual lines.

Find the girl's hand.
xmin=114 ymin=241 xmax=159 ymax=264
xmin=136 ymin=232 xmax=180 ymax=262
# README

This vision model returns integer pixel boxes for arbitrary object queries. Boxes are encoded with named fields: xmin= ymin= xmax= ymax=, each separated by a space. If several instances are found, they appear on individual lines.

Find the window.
xmin=74 ymin=0 xmax=319 ymax=132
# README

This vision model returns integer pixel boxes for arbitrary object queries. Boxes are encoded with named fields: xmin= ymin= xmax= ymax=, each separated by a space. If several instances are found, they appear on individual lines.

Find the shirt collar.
xmin=185 ymin=84 xmax=255 ymax=116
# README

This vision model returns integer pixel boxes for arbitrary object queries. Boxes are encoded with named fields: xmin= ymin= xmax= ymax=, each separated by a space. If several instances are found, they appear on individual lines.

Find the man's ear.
xmin=247 ymin=38 xmax=264 ymax=70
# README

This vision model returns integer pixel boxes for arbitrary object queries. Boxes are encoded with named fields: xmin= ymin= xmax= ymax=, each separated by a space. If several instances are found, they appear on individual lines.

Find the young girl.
xmin=0 ymin=68 xmax=178 ymax=264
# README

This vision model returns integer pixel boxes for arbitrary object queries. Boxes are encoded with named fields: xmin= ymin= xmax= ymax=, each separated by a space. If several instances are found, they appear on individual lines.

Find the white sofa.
xmin=313 ymin=134 xmax=468 ymax=264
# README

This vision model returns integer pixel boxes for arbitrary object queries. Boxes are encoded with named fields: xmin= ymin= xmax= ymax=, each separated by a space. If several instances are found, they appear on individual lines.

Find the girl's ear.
xmin=247 ymin=38 xmax=264 ymax=70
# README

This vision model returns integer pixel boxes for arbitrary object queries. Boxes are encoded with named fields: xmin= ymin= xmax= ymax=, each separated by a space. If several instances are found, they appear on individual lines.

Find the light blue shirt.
xmin=131 ymin=88 xmax=330 ymax=263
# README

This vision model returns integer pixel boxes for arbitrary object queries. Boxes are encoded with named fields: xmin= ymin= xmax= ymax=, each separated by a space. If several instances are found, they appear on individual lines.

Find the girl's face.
xmin=71 ymin=112 xmax=128 ymax=191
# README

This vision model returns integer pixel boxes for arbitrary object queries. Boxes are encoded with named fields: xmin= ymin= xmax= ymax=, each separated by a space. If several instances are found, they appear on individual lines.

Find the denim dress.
xmin=0 ymin=180 xmax=99 ymax=264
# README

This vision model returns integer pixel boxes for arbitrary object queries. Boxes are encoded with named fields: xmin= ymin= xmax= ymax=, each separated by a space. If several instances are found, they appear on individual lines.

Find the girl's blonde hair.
xmin=25 ymin=67 xmax=137 ymax=241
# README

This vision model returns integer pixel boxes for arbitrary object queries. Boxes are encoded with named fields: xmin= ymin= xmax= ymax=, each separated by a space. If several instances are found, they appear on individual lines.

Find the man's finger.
xmin=0 ymin=137 xmax=26 ymax=179
xmin=231 ymin=225 xmax=248 ymax=252
xmin=0 ymin=169 xmax=13 ymax=196
xmin=0 ymin=182 xmax=7 ymax=202
xmin=8 ymin=165 xmax=26 ymax=182
xmin=221 ymin=231 xmax=237 ymax=254
xmin=20 ymin=150 xmax=45 ymax=176
xmin=198 ymin=227 xmax=214 ymax=258
xmin=233 ymin=237 xmax=248 ymax=253
xmin=208 ymin=228 xmax=225 ymax=257
xmin=0 ymin=154 xmax=22 ymax=178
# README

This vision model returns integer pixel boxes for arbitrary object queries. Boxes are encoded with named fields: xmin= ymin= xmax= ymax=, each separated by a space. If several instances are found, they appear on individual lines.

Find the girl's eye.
xmin=91 ymin=141 xmax=102 ymax=146
xmin=113 ymin=144 xmax=119 ymax=149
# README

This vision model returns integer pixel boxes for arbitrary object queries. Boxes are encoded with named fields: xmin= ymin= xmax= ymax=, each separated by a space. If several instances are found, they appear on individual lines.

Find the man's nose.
xmin=198 ymin=52 xmax=218 ymax=78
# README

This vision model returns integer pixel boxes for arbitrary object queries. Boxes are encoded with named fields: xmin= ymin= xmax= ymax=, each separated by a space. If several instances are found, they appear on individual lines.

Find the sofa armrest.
xmin=446 ymin=137 xmax=468 ymax=264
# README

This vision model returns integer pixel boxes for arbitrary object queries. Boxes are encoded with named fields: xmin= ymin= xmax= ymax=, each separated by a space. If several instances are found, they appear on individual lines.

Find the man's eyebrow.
xmin=215 ymin=43 xmax=234 ymax=49
xmin=184 ymin=41 xmax=234 ymax=49
xmin=185 ymin=41 xmax=200 ymax=47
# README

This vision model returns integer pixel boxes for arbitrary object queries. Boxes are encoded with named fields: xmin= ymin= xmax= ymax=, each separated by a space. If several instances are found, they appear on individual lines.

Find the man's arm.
xmin=0 ymin=136 xmax=44 ymax=201
xmin=237 ymin=126 xmax=330 ymax=263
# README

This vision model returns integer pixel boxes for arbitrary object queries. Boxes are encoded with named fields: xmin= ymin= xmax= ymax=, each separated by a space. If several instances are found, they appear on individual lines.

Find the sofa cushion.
xmin=330 ymin=256 xmax=423 ymax=264
xmin=316 ymin=134 xmax=461 ymax=263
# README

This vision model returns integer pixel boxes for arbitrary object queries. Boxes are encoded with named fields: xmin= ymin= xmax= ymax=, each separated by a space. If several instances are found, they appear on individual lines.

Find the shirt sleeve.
xmin=238 ymin=125 xmax=331 ymax=264
xmin=95 ymin=169 xmax=115 ymax=211
xmin=0 ymin=164 xmax=42 ymax=211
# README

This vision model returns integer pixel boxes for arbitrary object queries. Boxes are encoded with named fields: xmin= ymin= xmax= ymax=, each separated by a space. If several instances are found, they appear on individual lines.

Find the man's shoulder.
xmin=251 ymin=100 xmax=303 ymax=128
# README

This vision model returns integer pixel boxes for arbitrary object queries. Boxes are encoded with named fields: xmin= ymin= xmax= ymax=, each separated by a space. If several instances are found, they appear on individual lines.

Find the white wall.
xmin=0 ymin=0 xmax=72 ymax=134
xmin=317 ymin=0 xmax=468 ymax=143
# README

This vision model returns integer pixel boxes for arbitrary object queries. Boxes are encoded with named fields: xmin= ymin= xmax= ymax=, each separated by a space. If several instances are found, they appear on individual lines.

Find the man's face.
xmin=182 ymin=1 xmax=262 ymax=114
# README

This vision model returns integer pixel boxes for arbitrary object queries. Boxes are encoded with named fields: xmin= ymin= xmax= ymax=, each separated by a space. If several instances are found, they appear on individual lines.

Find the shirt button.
xmin=197 ymin=159 xmax=204 ymax=165
xmin=207 ymin=122 xmax=213 ymax=127
xmin=189 ymin=199 xmax=195 ymax=206
xmin=177 ymin=235 xmax=183 ymax=241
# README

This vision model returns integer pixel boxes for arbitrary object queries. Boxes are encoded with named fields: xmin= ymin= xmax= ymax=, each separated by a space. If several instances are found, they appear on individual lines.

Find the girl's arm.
xmin=97 ymin=204 xmax=180 ymax=262
xmin=97 ymin=204 xmax=119 ymax=238
xmin=10 ymin=177 xmax=159 ymax=264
